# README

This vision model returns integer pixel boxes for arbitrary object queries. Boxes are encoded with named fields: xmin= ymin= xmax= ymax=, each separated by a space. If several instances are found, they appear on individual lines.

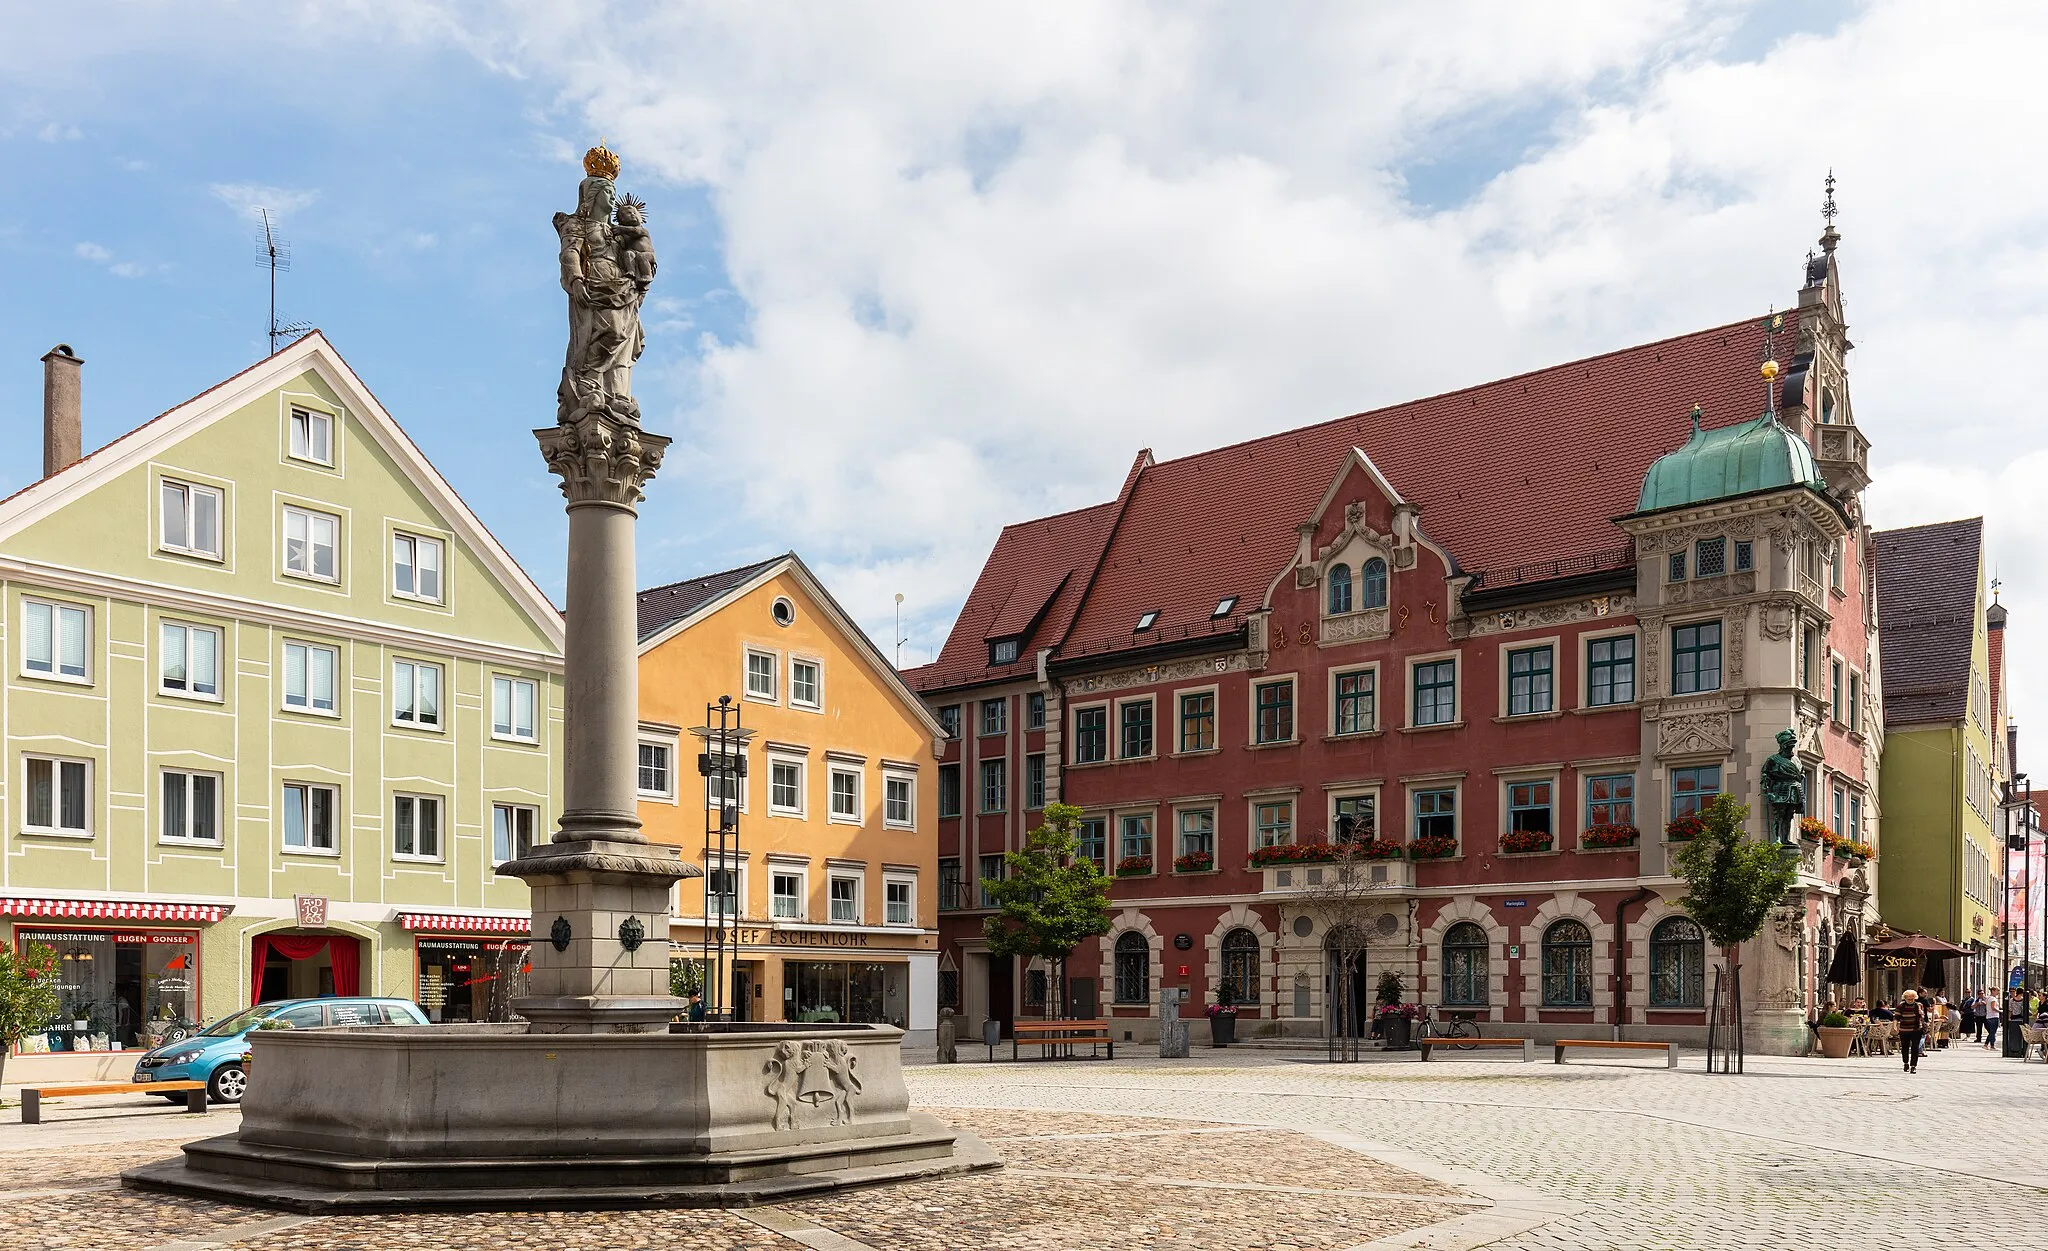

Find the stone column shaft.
xmin=561 ymin=500 xmax=644 ymax=841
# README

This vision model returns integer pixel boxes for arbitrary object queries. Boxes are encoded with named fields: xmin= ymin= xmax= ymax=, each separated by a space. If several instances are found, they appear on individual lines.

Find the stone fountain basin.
xmin=123 ymin=1022 xmax=997 ymax=1211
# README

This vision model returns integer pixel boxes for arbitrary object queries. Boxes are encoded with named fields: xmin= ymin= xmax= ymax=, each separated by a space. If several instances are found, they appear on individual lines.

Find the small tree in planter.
xmin=1671 ymin=792 xmax=1798 ymax=1075
xmin=1207 ymin=984 xmax=1238 ymax=1047
xmin=982 ymin=803 xmax=1114 ymax=1020
xmin=0 ymin=941 xmax=59 ymax=1093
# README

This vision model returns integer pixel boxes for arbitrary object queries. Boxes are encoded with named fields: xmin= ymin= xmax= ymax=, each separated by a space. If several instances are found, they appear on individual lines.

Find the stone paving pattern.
xmin=3 ymin=1043 xmax=2043 ymax=1249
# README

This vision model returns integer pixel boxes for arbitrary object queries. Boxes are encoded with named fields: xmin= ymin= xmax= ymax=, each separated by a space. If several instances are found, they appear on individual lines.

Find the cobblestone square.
xmin=2 ymin=1043 xmax=2042 ymax=1249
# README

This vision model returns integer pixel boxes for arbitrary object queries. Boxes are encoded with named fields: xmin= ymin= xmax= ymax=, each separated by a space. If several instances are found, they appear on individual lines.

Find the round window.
xmin=1293 ymin=915 xmax=1314 ymax=938
xmin=772 ymin=597 xmax=795 ymax=627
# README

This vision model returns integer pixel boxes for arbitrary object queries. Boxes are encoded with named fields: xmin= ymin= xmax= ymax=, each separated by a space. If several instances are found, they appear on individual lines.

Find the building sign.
xmin=1504 ymin=899 xmax=1528 ymax=909
xmin=295 ymin=895 xmax=329 ymax=929
xmin=707 ymin=926 xmax=876 ymax=949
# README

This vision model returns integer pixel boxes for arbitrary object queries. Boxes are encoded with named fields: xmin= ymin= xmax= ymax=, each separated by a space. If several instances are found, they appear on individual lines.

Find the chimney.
xmin=41 ymin=344 xmax=82 ymax=477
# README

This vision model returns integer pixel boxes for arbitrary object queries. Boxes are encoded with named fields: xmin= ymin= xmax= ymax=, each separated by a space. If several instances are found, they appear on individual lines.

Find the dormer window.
xmin=1326 ymin=564 xmax=1353 ymax=614
xmin=1694 ymin=537 xmax=1725 ymax=578
xmin=990 ymin=638 xmax=1020 ymax=666
xmin=1134 ymin=610 xmax=1159 ymax=633
xmin=1212 ymin=596 xmax=1237 ymax=619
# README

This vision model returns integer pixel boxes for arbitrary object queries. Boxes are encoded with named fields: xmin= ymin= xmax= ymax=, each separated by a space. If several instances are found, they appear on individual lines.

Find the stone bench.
xmin=1553 ymin=1039 xmax=1677 ymax=1068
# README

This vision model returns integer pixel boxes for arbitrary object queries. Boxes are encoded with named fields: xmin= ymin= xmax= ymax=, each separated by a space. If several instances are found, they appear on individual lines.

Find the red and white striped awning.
xmin=0 ymin=897 xmax=228 ymax=923
xmin=398 ymin=911 xmax=532 ymax=935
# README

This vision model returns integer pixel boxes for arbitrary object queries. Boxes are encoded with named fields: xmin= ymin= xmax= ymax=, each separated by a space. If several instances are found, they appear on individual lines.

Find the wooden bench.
xmin=1419 ymin=1036 xmax=1533 ymax=1062
xmin=20 ymin=1080 xmax=209 ymax=1124
xmin=1553 ymin=1039 xmax=1677 ymax=1068
xmin=1011 ymin=1019 xmax=1115 ymax=1061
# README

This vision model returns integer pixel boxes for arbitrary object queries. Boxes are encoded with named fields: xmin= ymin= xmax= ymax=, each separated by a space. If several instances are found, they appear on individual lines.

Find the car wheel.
xmin=208 ymin=1064 xmax=248 ymax=1104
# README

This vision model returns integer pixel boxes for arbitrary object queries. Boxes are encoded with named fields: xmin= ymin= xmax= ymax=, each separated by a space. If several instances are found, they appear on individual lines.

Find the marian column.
xmin=502 ymin=143 xmax=698 ymax=1033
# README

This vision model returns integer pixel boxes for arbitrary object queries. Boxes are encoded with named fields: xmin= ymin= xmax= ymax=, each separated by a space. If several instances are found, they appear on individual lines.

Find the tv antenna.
xmin=256 ymin=209 xmax=311 ymax=354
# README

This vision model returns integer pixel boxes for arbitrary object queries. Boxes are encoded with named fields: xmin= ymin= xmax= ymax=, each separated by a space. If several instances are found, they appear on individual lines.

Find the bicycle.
xmin=1419 ymin=1006 xmax=1480 ymax=1050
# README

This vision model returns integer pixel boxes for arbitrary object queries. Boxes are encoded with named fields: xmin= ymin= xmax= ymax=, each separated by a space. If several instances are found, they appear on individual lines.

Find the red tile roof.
xmin=920 ymin=312 xmax=1800 ymax=690
xmin=1875 ymin=517 xmax=1983 ymax=727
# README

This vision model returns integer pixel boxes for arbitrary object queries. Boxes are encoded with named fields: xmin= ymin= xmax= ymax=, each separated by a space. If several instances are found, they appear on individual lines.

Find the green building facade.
xmin=1875 ymin=517 xmax=2006 ymax=995
xmin=2 ymin=335 xmax=563 ymax=1083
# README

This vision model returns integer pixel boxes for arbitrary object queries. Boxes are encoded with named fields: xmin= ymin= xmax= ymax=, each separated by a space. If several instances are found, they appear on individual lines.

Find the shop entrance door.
xmin=732 ymin=966 xmax=754 ymax=1021
xmin=987 ymin=954 xmax=1014 ymax=1039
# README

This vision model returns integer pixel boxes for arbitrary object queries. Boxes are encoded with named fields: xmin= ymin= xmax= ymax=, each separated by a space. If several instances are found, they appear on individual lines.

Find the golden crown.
xmin=583 ymin=142 xmax=621 ymax=180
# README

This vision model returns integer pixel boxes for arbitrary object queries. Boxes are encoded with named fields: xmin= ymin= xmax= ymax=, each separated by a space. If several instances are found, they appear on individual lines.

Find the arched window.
xmin=1326 ymin=564 xmax=1353 ymax=615
xmin=1820 ymin=388 xmax=1837 ymax=425
xmin=1649 ymin=916 xmax=1705 ymax=1008
xmin=1360 ymin=557 xmax=1388 ymax=609
xmin=1113 ymin=932 xmax=1151 ymax=1004
xmin=1220 ymin=928 xmax=1260 ymax=1004
xmin=1541 ymin=919 xmax=1593 ymax=1006
xmin=1441 ymin=921 xmax=1489 ymax=1006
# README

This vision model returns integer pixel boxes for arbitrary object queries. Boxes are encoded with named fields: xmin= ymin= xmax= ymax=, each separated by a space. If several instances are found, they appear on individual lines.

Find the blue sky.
xmin=3 ymin=2 xmax=2045 ymax=722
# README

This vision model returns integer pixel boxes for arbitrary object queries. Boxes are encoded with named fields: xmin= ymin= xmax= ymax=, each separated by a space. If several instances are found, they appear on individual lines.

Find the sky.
xmin=2 ymin=0 xmax=2046 ymax=747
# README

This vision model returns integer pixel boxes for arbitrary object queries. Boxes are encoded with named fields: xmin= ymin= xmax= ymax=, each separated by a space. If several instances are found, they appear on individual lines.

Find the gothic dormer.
xmin=1783 ymin=172 xmax=1870 ymax=499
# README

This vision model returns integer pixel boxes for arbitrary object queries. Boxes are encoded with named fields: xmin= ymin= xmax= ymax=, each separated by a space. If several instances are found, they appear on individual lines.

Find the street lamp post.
xmin=692 ymin=697 xmax=755 ymax=1021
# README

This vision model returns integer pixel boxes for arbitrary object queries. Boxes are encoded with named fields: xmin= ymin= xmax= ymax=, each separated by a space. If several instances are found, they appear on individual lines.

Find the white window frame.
xmin=637 ymin=736 xmax=678 ymax=801
xmin=159 ymin=477 xmax=224 ymax=560
xmin=491 ymin=675 xmax=539 ymax=743
xmin=789 ymin=655 xmax=823 ymax=711
xmin=1406 ymin=650 xmax=1461 ymax=729
xmin=158 ymin=620 xmax=223 ymax=701
xmin=883 ymin=872 xmax=917 ymax=927
xmin=22 ymin=754 xmax=92 ymax=838
xmin=21 ymin=598 xmax=91 ymax=684
xmin=882 ymin=769 xmax=916 ymax=830
xmin=827 ymin=870 xmax=865 ymax=924
xmin=390 ymin=657 xmax=444 ymax=731
xmin=282 ymin=640 xmax=340 ymax=716
xmin=392 ymin=792 xmax=444 ymax=863
xmin=281 ymin=504 xmax=341 ymax=583
xmin=768 ymin=859 xmax=810 ymax=921
xmin=768 ymin=753 xmax=806 ymax=818
xmin=391 ymin=531 xmax=445 ymax=605
xmin=492 ymin=801 xmax=539 ymax=867
xmin=744 ymin=647 xmax=780 ymax=704
xmin=828 ymin=764 xmax=862 ymax=824
xmin=159 ymin=767 xmax=223 ymax=846
xmin=288 ymin=406 xmax=336 ymax=467
xmin=281 ymin=781 xmax=339 ymax=855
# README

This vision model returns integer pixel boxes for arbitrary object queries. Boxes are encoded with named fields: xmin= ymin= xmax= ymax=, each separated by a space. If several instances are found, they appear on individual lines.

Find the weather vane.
xmin=1821 ymin=168 xmax=1838 ymax=227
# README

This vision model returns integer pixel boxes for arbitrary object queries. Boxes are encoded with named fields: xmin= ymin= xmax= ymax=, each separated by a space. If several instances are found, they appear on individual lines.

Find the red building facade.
xmin=912 ymin=222 xmax=1882 ymax=1053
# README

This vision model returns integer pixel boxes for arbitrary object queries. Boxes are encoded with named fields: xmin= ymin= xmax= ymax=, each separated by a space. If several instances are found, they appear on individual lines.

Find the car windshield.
xmin=199 ymin=1005 xmax=278 ymax=1037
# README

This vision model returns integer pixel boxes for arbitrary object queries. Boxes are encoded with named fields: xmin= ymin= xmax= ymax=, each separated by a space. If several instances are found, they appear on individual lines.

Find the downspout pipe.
xmin=1613 ymin=886 xmax=1656 ymax=1040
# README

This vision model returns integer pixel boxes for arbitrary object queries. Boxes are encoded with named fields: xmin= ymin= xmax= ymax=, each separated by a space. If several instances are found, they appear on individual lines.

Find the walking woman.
xmin=1982 ymin=989 xmax=2001 ymax=1050
xmin=1895 ymin=989 xmax=1927 ymax=1073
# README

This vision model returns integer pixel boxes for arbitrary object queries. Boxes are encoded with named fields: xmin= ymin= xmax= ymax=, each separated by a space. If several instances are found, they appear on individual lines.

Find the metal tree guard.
xmin=692 ymin=696 xmax=754 ymax=1021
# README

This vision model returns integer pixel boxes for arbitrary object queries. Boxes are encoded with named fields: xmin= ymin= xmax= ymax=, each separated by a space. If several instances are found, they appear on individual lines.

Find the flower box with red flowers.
xmin=1407 ymin=834 xmax=1457 ymax=860
xmin=1579 ymin=824 xmax=1640 ymax=849
xmin=1499 ymin=829 xmax=1554 ymax=854
xmin=1664 ymin=815 xmax=1705 ymax=842
xmin=1114 ymin=855 xmax=1154 ymax=877
xmin=1831 ymin=838 xmax=1875 ymax=862
xmin=1797 ymin=817 xmax=1834 ymax=844
xmin=1247 ymin=840 xmax=1405 ymax=868
xmin=1172 ymin=851 xmax=1215 ymax=873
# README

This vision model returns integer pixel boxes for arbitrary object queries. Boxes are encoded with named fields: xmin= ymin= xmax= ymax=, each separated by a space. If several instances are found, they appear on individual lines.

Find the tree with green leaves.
xmin=0 ymin=941 xmax=60 ymax=1092
xmin=1671 ymin=791 xmax=1798 ymax=1072
xmin=982 ymin=802 xmax=1113 ymax=1019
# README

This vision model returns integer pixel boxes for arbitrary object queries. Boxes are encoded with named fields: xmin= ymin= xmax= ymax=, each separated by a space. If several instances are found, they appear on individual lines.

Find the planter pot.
xmin=1381 ymin=1014 xmax=1413 ymax=1050
xmin=1209 ymin=1012 xmax=1237 ymax=1048
xmin=1817 ymin=1026 xmax=1856 ymax=1059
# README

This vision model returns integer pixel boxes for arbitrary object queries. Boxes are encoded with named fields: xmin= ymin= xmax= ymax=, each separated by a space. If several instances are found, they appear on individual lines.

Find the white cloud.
xmin=37 ymin=121 xmax=81 ymax=141
xmin=108 ymin=261 xmax=147 ymax=279
xmin=73 ymin=242 xmax=112 ymax=263
xmin=209 ymin=182 xmax=319 ymax=223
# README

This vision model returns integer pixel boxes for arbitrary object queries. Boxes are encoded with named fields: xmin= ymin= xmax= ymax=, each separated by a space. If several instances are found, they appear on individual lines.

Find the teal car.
xmin=131 ymin=997 xmax=427 ymax=1103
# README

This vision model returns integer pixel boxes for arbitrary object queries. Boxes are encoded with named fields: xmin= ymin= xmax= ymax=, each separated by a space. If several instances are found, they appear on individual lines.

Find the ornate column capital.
xmin=535 ymin=414 xmax=670 ymax=509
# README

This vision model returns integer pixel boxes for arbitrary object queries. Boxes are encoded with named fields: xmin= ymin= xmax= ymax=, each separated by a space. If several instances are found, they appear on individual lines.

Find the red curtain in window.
xmin=249 ymin=934 xmax=362 ymax=1003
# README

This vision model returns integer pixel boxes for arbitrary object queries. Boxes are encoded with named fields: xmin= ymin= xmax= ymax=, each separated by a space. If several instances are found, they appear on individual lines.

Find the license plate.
xmin=134 ymin=1073 xmax=152 ymax=1082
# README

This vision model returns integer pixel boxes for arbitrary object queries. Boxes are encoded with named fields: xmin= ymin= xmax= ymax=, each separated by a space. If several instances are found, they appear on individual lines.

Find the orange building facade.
xmin=636 ymin=554 xmax=946 ymax=1042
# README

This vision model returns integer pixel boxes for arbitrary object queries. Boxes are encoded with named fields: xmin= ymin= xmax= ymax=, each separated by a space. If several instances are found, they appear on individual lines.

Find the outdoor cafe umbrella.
xmin=1826 ymin=931 xmax=1861 ymax=986
xmin=1866 ymin=933 xmax=1971 ymax=957
xmin=1920 ymin=954 xmax=1948 ymax=989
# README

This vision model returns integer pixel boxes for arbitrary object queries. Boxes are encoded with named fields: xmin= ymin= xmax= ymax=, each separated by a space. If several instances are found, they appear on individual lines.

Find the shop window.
xmin=19 ymin=928 xmax=199 ymax=1053
xmin=1073 ymin=705 xmax=1108 ymax=763
xmin=24 ymin=755 xmax=91 ymax=836
xmin=492 ymin=803 xmax=537 ymax=864
xmin=160 ymin=478 xmax=223 ymax=559
xmin=884 ymin=773 xmax=915 ymax=828
xmin=391 ymin=659 xmax=442 ymax=729
xmin=829 ymin=767 xmax=860 ymax=821
xmin=492 ymin=675 xmax=538 ymax=741
xmin=1586 ymin=636 xmax=1635 ymax=706
xmin=1412 ymin=660 xmax=1456 ymax=726
xmin=1255 ymin=801 xmax=1293 ymax=849
xmin=1360 ymin=558 xmax=1388 ymax=609
xmin=784 ymin=960 xmax=910 ymax=1028
xmin=1441 ymin=922 xmax=1488 ymax=1006
xmin=282 ymin=782 xmax=337 ymax=852
xmin=1119 ymin=699 xmax=1154 ymax=758
xmin=24 ymin=599 xmax=90 ymax=680
xmin=393 ymin=793 xmax=442 ymax=861
xmin=416 ymin=938 xmax=530 ymax=1023
xmin=1542 ymin=919 xmax=1593 ymax=1006
xmin=1506 ymin=646 xmax=1553 ymax=716
xmin=772 ymin=871 xmax=805 ymax=920
xmin=1585 ymin=773 xmax=1634 ymax=827
xmin=1254 ymin=681 xmax=1294 ymax=744
xmin=1113 ymin=932 xmax=1151 ymax=1004
xmin=282 ymin=504 xmax=339 ymax=582
xmin=790 ymin=658 xmax=822 ymax=710
xmin=392 ymin=532 xmax=443 ymax=603
xmin=160 ymin=622 xmax=220 ymax=698
xmin=1334 ymin=668 xmax=1375 ymax=735
xmin=282 ymin=641 xmax=338 ymax=713
xmin=885 ymin=878 xmax=914 ymax=926
xmin=829 ymin=875 xmax=861 ymax=923
xmin=1649 ymin=916 xmax=1705 ymax=1008
xmin=289 ymin=407 xmax=334 ymax=465
xmin=1179 ymin=691 xmax=1216 ymax=751
xmin=160 ymin=768 xmax=220 ymax=844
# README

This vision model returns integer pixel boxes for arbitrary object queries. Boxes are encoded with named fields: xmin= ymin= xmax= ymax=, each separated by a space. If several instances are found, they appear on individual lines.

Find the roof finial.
xmin=1758 ymin=308 xmax=1783 ymax=417
xmin=1992 ymin=571 xmax=2002 ymax=603
xmin=1819 ymin=168 xmax=1840 ymax=254
xmin=1689 ymin=403 xmax=1703 ymax=434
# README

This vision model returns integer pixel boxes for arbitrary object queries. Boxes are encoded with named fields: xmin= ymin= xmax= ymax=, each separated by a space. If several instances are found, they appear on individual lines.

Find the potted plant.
xmin=1173 ymin=850 xmax=1215 ymax=873
xmin=1372 ymin=971 xmax=1409 ymax=1049
xmin=1665 ymin=815 xmax=1706 ymax=842
xmin=1816 ymin=1010 xmax=1856 ymax=1059
xmin=1408 ymin=834 xmax=1458 ymax=860
xmin=1500 ymin=829 xmax=1553 ymax=854
xmin=1580 ymin=824 xmax=1640 ymax=849
xmin=1207 ymin=985 xmax=1238 ymax=1047
xmin=1114 ymin=855 xmax=1153 ymax=877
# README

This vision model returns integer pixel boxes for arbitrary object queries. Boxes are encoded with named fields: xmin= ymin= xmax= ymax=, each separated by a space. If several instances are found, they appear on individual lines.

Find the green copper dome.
xmin=1635 ymin=410 xmax=1826 ymax=513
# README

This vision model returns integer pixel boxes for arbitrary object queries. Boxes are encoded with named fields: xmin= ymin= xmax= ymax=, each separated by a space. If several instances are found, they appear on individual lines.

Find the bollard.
xmin=936 ymin=1007 xmax=957 ymax=1064
xmin=1158 ymin=987 xmax=1190 ymax=1059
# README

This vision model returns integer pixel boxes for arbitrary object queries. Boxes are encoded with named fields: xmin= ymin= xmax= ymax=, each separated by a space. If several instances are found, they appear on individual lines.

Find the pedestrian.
xmin=686 ymin=992 xmax=706 ymax=1022
xmin=1895 ymin=989 xmax=1927 ymax=1073
xmin=1982 ymin=988 xmax=2001 ymax=1050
